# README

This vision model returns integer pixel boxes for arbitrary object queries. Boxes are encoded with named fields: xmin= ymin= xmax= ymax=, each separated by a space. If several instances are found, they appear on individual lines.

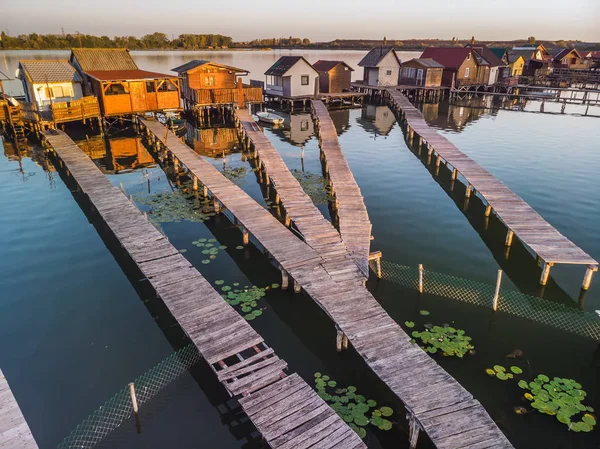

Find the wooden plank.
xmin=0 ymin=370 xmax=38 ymax=449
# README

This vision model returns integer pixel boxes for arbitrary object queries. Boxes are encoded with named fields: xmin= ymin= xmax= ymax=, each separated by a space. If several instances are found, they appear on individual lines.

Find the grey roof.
xmin=406 ymin=58 xmax=444 ymax=69
xmin=171 ymin=60 xmax=249 ymax=73
xmin=70 ymin=48 xmax=138 ymax=72
xmin=358 ymin=47 xmax=401 ymax=67
xmin=19 ymin=60 xmax=82 ymax=83
xmin=265 ymin=56 xmax=317 ymax=76
xmin=508 ymin=50 xmax=534 ymax=64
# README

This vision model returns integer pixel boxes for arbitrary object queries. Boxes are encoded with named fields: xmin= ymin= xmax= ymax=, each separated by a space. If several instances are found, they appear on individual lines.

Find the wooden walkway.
xmin=0 ymin=369 xmax=38 ymax=449
xmin=386 ymin=89 xmax=599 ymax=289
xmin=233 ymin=109 xmax=367 ymax=283
xmin=43 ymin=130 xmax=365 ymax=449
xmin=139 ymin=118 xmax=514 ymax=449
xmin=311 ymin=100 xmax=372 ymax=276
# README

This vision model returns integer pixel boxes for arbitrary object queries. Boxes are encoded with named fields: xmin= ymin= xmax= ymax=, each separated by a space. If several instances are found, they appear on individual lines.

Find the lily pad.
xmin=510 ymin=366 xmax=523 ymax=374
xmin=222 ymin=286 xmax=232 ymax=292
xmin=405 ymin=321 xmax=415 ymax=328
xmin=215 ymin=280 xmax=225 ymax=285
xmin=380 ymin=406 xmax=393 ymax=417
xmin=236 ymin=245 xmax=244 ymax=250
xmin=201 ymin=259 xmax=210 ymax=264
xmin=419 ymin=310 xmax=430 ymax=316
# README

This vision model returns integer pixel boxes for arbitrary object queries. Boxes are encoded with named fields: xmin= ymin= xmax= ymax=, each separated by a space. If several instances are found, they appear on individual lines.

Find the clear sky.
xmin=2 ymin=0 xmax=599 ymax=42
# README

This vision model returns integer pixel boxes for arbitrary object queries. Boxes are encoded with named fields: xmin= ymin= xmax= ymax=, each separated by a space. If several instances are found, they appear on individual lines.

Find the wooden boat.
xmin=256 ymin=111 xmax=284 ymax=125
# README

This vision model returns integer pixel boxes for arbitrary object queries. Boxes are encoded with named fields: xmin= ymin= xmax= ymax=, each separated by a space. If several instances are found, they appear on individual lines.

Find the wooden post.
xmin=294 ymin=280 xmax=301 ymax=294
xmin=281 ymin=267 xmax=289 ymax=290
xmin=192 ymin=176 xmax=198 ymax=191
xmin=492 ymin=270 xmax=502 ymax=311
xmin=582 ymin=265 xmax=598 ymax=291
xmin=242 ymin=228 xmax=249 ymax=247
xmin=540 ymin=261 xmax=553 ymax=286
xmin=485 ymin=204 xmax=492 ymax=217
xmin=418 ymin=264 xmax=423 ymax=294
xmin=408 ymin=413 xmax=420 ymax=449
xmin=451 ymin=168 xmax=458 ymax=181
xmin=505 ymin=229 xmax=514 ymax=247
xmin=214 ymin=199 xmax=220 ymax=214
xmin=203 ymin=185 xmax=208 ymax=197
xmin=284 ymin=213 xmax=291 ymax=228
xmin=342 ymin=334 xmax=348 ymax=350
xmin=336 ymin=327 xmax=343 ymax=352
xmin=465 ymin=183 xmax=472 ymax=198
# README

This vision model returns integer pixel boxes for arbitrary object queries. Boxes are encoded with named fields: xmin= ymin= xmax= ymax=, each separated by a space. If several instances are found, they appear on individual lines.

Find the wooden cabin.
xmin=172 ymin=60 xmax=262 ymax=108
xmin=552 ymin=49 xmax=586 ymax=69
xmin=420 ymin=47 xmax=490 ymax=88
xmin=70 ymin=48 xmax=180 ymax=117
xmin=358 ymin=47 xmax=402 ymax=87
xmin=506 ymin=53 xmax=526 ymax=77
xmin=312 ymin=61 xmax=354 ymax=93
xmin=399 ymin=59 xmax=443 ymax=87
xmin=465 ymin=44 xmax=509 ymax=84
xmin=264 ymin=57 xmax=320 ymax=98
xmin=510 ymin=45 xmax=553 ymax=76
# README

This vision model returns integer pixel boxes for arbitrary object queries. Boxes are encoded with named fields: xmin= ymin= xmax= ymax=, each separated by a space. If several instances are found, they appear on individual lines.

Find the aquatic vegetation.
xmin=486 ymin=364 xmax=596 ymax=432
xmin=410 ymin=325 xmax=474 ymax=358
xmin=313 ymin=373 xmax=394 ymax=438
xmin=134 ymin=189 xmax=216 ymax=224
xmin=191 ymin=237 xmax=225 ymax=264
xmin=217 ymin=283 xmax=277 ymax=321
xmin=221 ymin=166 xmax=248 ymax=186
xmin=290 ymin=169 xmax=333 ymax=205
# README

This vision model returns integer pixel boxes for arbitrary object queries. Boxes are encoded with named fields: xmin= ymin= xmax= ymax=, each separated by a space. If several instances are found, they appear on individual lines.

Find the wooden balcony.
xmin=184 ymin=84 xmax=263 ymax=106
xmin=51 ymin=97 xmax=101 ymax=124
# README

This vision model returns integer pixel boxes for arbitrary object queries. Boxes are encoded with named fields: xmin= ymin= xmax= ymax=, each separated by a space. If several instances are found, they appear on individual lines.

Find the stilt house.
xmin=420 ymin=47 xmax=490 ymax=88
xmin=357 ymin=47 xmax=402 ymax=87
xmin=312 ymin=61 xmax=354 ymax=93
xmin=399 ymin=59 xmax=444 ymax=87
xmin=70 ymin=48 xmax=181 ymax=117
xmin=264 ymin=57 xmax=319 ymax=98
xmin=172 ymin=60 xmax=262 ymax=108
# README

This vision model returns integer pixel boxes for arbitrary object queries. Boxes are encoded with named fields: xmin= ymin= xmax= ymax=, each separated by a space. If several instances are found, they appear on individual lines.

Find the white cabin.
xmin=264 ymin=56 xmax=319 ymax=98
xmin=358 ymin=47 xmax=402 ymax=87
xmin=18 ymin=60 xmax=83 ymax=112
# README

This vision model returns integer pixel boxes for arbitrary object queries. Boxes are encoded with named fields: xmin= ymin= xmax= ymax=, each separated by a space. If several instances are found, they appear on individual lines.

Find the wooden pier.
xmin=386 ymin=89 xmax=598 ymax=289
xmin=233 ymin=109 xmax=368 ymax=282
xmin=138 ymin=118 xmax=514 ymax=449
xmin=0 ymin=369 xmax=38 ymax=449
xmin=43 ymin=130 xmax=365 ymax=449
xmin=311 ymin=99 xmax=373 ymax=275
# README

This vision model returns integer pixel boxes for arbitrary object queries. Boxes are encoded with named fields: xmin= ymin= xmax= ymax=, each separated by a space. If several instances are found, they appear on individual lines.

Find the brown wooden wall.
xmin=328 ymin=65 xmax=352 ymax=93
xmin=425 ymin=69 xmax=443 ymax=87
xmin=456 ymin=55 xmax=488 ymax=85
xmin=186 ymin=67 xmax=237 ymax=90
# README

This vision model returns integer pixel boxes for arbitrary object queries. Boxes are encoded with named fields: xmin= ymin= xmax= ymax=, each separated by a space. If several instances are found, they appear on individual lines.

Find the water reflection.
xmin=420 ymin=99 xmax=491 ymax=132
xmin=357 ymin=104 xmax=396 ymax=137
xmin=267 ymin=112 xmax=314 ymax=147
xmin=78 ymin=135 xmax=157 ymax=174
xmin=184 ymin=123 xmax=240 ymax=156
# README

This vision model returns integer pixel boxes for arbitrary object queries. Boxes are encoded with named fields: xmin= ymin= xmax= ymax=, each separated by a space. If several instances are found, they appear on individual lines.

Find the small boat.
xmin=256 ymin=111 xmax=284 ymax=125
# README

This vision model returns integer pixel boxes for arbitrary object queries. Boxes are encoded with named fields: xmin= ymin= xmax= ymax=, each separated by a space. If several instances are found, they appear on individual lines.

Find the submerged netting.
xmin=377 ymin=260 xmax=600 ymax=341
xmin=58 ymin=344 xmax=201 ymax=449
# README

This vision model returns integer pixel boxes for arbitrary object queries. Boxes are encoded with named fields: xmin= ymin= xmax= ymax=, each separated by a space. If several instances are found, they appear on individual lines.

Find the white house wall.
xmin=376 ymin=52 xmax=401 ymax=87
xmin=488 ymin=67 xmax=499 ymax=85
xmin=284 ymin=60 xmax=318 ymax=97
xmin=30 ymin=81 xmax=83 ymax=111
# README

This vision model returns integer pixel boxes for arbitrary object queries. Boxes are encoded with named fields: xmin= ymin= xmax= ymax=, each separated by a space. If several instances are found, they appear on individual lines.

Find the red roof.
xmin=312 ymin=60 xmax=354 ymax=72
xmin=420 ymin=48 xmax=472 ymax=70
xmin=86 ymin=69 xmax=176 ymax=81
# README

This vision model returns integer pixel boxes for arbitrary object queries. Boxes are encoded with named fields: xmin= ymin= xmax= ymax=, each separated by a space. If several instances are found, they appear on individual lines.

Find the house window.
xmin=404 ymin=67 xmax=416 ymax=78
xmin=301 ymin=75 xmax=309 ymax=85
xmin=300 ymin=120 xmax=309 ymax=131
xmin=146 ymin=82 xmax=156 ymax=92
xmin=467 ymin=53 xmax=471 ymax=61
xmin=386 ymin=70 xmax=392 ymax=76
xmin=158 ymin=80 xmax=178 ymax=92
xmin=105 ymin=83 xmax=129 ymax=95
xmin=464 ymin=67 xmax=470 ymax=78
xmin=204 ymin=76 xmax=215 ymax=87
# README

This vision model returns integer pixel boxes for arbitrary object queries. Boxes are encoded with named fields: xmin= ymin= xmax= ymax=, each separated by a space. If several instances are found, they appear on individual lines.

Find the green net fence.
xmin=377 ymin=260 xmax=600 ymax=341
xmin=58 ymin=344 xmax=201 ymax=449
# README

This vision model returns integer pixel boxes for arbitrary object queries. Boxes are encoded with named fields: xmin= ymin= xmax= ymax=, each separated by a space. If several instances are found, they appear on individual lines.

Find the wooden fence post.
xmin=418 ymin=264 xmax=424 ymax=294
xmin=492 ymin=270 xmax=502 ymax=311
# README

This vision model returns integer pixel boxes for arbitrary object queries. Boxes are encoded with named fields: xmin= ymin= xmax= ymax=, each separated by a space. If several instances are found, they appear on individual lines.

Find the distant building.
xmin=357 ymin=47 xmax=402 ymax=87
xmin=312 ymin=60 xmax=354 ymax=93
xmin=172 ymin=60 xmax=262 ymax=107
xmin=264 ymin=56 xmax=319 ymax=98
xmin=509 ymin=44 xmax=553 ymax=75
xmin=552 ymin=49 xmax=586 ymax=69
xmin=399 ymin=58 xmax=444 ymax=87
xmin=489 ymin=48 xmax=509 ymax=65
xmin=465 ymin=44 xmax=509 ymax=84
xmin=506 ymin=53 xmax=526 ymax=76
xmin=420 ymin=47 xmax=489 ymax=88
xmin=18 ymin=60 xmax=83 ymax=112
xmin=70 ymin=48 xmax=181 ymax=117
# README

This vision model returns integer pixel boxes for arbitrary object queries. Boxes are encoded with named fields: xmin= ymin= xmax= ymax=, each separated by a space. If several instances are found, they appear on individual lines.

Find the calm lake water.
xmin=1 ymin=50 xmax=599 ymax=449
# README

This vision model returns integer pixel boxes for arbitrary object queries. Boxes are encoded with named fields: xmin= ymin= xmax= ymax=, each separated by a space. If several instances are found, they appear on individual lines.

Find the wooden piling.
xmin=505 ymin=230 xmax=514 ymax=247
xmin=540 ymin=262 xmax=553 ymax=285
xmin=492 ymin=270 xmax=502 ymax=311
xmin=418 ymin=264 xmax=423 ymax=294
xmin=242 ymin=228 xmax=249 ymax=247
xmin=582 ymin=265 xmax=598 ymax=290
xmin=281 ymin=267 xmax=289 ymax=290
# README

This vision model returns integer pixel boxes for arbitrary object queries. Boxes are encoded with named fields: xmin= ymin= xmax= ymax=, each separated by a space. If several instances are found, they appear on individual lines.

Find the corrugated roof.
xmin=264 ymin=56 xmax=317 ymax=76
xmin=71 ymin=48 xmax=138 ymax=72
xmin=405 ymin=58 xmax=444 ymax=69
xmin=420 ymin=48 xmax=476 ymax=70
xmin=86 ymin=70 xmax=176 ymax=81
xmin=358 ymin=47 xmax=401 ymax=67
xmin=171 ymin=60 xmax=249 ymax=74
xmin=19 ymin=60 xmax=82 ymax=83
xmin=312 ymin=60 xmax=354 ymax=72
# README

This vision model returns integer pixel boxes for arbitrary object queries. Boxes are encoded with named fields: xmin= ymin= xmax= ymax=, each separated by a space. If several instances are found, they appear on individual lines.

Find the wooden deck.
xmin=138 ymin=118 xmax=514 ymax=449
xmin=386 ymin=89 xmax=598 ymax=289
xmin=233 ymin=109 xmax=368 ymax=283
xmin=43 ymin=130 xmax=365 ymax=449
xmin=0 ymin=369 xmax=38 ymax=449
xmin=311 ymin=100 xmax=372 ymax=275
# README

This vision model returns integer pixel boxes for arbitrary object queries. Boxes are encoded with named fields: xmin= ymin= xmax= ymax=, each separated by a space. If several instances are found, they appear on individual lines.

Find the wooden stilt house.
xmin=70 ymin=48 xmax=181 ymax=117
xmin=172 ymin=60 xmax=262 ymax=109
xmin=312 ymin=61 xmax=354 ymax=93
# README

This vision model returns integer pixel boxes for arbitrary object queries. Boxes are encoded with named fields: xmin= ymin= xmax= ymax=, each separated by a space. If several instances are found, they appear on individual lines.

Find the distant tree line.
xmin=0 ymin=32 xmax=233 ymax=50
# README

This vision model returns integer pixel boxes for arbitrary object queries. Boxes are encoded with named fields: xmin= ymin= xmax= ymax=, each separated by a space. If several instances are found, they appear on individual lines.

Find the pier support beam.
xmin=369 ymin=251 xmax=382 ymax=279
xmin=465 ymin=183 xmax=472 ymax=198
xmin=582 ymin=265 xmax=598 ymax=291
xmin=485 ymin=204 xmax=492 ymax=217
xmin=280 ymin=267 xmax=289 ymax=290
xmin=540 ymin=261 xmax=554 ymax=286
xmin=505 ymin=230 xmax=514 ymax=247
xmin=407 ymin=413 xmax=421 ymax=449
xmin=294 ymin=280 xmax=301 ymax=294
xmin=242 ymin=228 xmax=249 ymax=247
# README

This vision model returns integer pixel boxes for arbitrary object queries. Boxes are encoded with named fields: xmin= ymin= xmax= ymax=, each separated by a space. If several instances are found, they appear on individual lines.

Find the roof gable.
xmin=265 ymin=56 xmax=318 ymax=76
xmin=312 ymin=60 xmax=354 ymax=73
xmin=466 ymin=44 xmax=507 ymax=67
xmin=553 ymin=48 xmax=582 ymax=61
xmin=171 ymin=60 xmax=249 ymax=74
xmin=19 ymin=60 xmax=82 ymax=84
xmin=420 ymin=47 xmax=475 ymax=70
xmin=404 ymin=58 xmax=444 ymax=69
xmin=70 ymin=48 xmax=138 ymax=72
xmin=358 ymin=47 xmax=401 ymax=68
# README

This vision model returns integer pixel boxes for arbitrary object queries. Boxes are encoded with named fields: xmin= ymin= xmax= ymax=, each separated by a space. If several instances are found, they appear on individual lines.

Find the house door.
xmin=282 ymin=77 xmax=292 ymax=97
xmin=416 ymin=69 xmax=424 ymax=86
xmin=129 ymin=82 xmax=147 ymax=111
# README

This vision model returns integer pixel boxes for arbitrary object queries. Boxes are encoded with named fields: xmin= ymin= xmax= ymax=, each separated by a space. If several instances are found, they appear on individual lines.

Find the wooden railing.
xmin=185 ymin=85 xmax=263 ymax=105
xmin=51 ymin=97 xmax=101 ymax=123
